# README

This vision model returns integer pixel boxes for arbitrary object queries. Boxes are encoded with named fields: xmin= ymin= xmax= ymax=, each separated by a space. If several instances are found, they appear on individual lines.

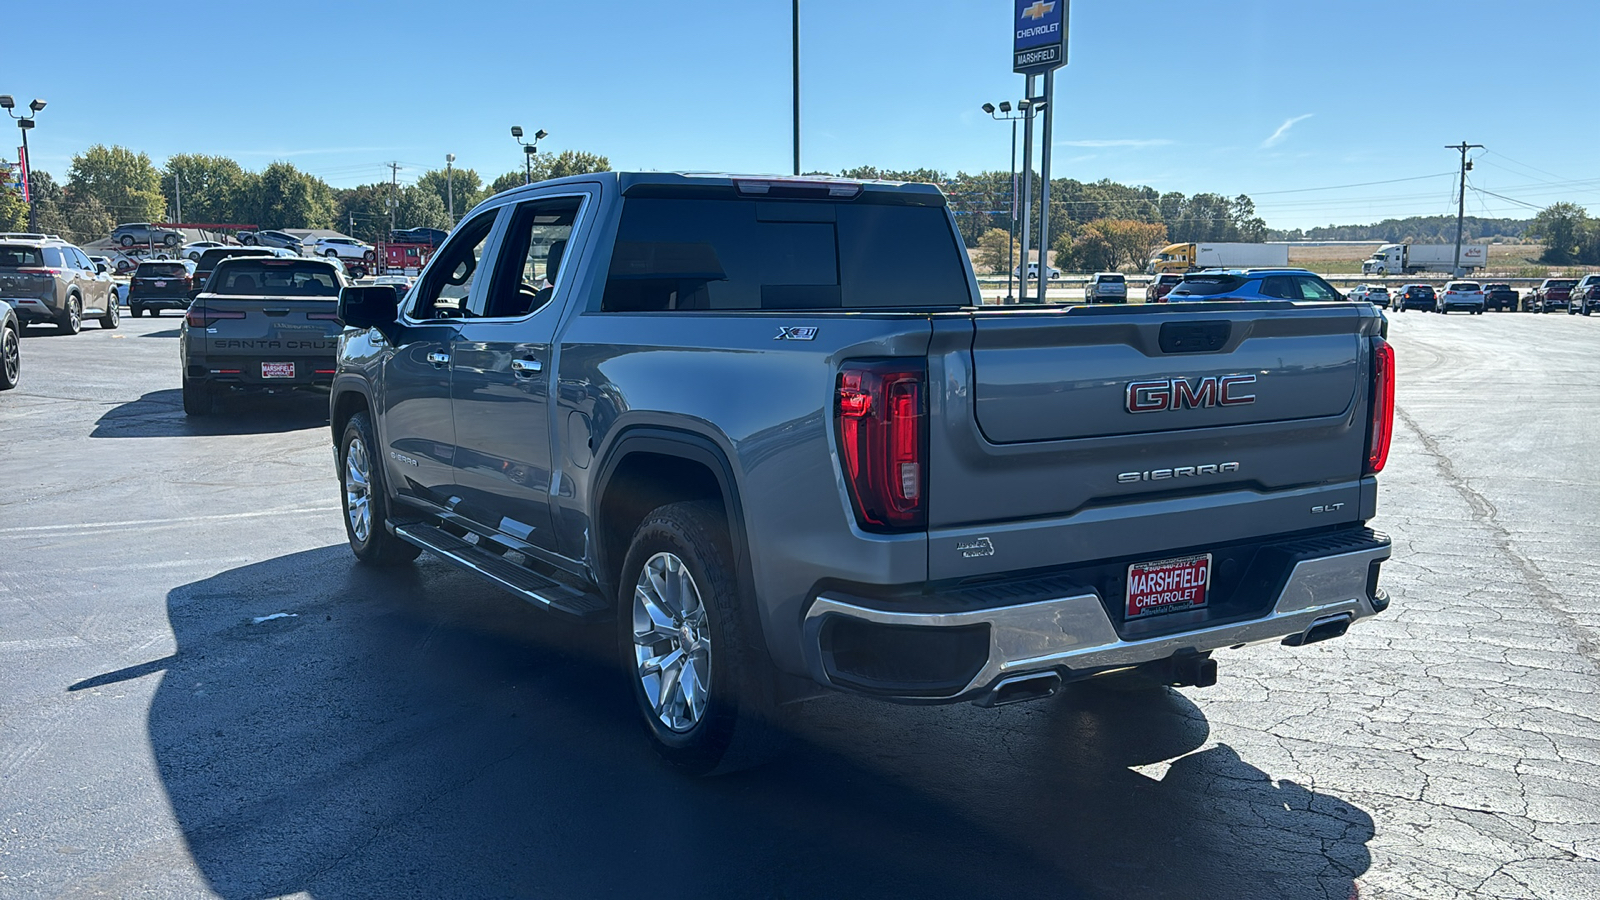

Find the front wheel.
xmin=163 ymin=234 xmax=179 ymax=247
xmin=619 ymin=500 xmax=782 ymax=776
xmin=0 ymin=321 xmax=19 ymax=391
xmin=99 ymin=298 xmax=120 ymax=329
xmin=339 ymin=411 xmax=421 ymax=565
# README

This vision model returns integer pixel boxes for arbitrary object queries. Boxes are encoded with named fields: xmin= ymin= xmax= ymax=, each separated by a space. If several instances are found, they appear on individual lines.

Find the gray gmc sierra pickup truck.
xmin=330 ymin=172 xmax=1395 ymax=774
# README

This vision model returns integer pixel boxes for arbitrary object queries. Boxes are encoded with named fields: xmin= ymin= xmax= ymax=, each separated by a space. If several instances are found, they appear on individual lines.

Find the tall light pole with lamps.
xmin=1 ymin=96 xmax=46 ymax=232
xmin=511 ymin=126 xmax=547 ymax=185
xmin=983 ymin=99 xmax=1031 ymax=303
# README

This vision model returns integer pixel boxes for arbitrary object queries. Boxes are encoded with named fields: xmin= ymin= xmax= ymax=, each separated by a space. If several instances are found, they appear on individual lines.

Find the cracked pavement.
xmin=0 ymin=311 xmax=1596 ymax=899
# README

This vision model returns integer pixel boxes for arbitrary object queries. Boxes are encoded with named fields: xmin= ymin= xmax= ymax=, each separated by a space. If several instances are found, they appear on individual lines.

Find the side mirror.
xmin=338 ymin=285 xmax=401 ymax=333
xmin=96 ymin=262 xmax=109 ymax=274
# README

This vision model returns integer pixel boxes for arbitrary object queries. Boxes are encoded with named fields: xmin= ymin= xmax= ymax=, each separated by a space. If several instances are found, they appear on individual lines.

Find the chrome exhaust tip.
xmin=1282 ymin=613 xmax=1354 ymax=647
xmin=976 ymin=671 xmax=1062 ymax=708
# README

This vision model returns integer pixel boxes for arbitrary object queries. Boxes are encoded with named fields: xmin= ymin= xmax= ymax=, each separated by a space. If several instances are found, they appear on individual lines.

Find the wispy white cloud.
xmin=1055 ymin=139 xmax=1173 ymax=148
xmin=1261 ymin=114 xmax=1313 ymax=149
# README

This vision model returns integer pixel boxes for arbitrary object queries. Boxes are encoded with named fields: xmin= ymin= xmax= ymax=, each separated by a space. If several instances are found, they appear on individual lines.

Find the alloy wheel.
xmin=632 ymin=551 xmax=712 ymax=733
xmin=2 ymin=326 xmax=18 ymax=385
xmin=344 ymin=436 xmax=373 ymax=543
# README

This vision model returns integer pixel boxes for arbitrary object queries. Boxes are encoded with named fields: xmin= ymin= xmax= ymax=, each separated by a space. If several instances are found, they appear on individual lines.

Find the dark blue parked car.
xmin=1167 ymin=268 xmax=1347 ymax=303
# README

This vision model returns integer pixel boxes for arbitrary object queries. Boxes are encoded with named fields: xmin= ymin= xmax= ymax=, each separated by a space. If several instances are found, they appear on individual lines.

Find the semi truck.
xmin=1361 ymin=243 xmax=1487 ymax=276
xmin=1147 ymin=242 xmax=1290 ymax=274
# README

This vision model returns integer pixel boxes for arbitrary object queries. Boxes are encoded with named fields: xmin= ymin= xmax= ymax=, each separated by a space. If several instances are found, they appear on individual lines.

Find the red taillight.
xmin=186 ymin=308 xmax=246 ymax=327
xmin=1365 ymin=337 xmax=1395 ymax=474
xmin=836 ymin=360 xmax=926 ymax=532
xmin=14 ymin=267 xmax=61 ymax=275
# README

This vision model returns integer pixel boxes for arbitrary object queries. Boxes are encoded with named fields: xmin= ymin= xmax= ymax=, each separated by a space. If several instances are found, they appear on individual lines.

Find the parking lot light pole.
xmin=512 ymin=127 xmax=547 ymax=185
xmin=2 ymin=96 xmax=45 ymax=232
xmin=985 ymin=100 xmax=1029 ymax=303
xmin=445 ymin=153 xmax=455 ymax=222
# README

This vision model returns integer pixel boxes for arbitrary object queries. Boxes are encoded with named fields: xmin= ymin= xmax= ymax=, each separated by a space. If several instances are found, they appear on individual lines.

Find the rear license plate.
xmin=1126 ymin=553 xmax=1211 ymax=620
xmin=154 ymin=280 xmax=167 ymax=287
xmin=261 ymin=362 xmax=295 ymax=379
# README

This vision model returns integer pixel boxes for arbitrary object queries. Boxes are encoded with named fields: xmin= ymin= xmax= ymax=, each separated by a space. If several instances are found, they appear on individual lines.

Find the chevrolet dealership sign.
xmin=1013 ymin=0 xmax=1068 ymax=74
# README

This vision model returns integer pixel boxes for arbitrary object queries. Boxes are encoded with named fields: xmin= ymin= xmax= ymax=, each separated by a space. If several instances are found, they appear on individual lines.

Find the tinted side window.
xmin=1292 ymin=275 xmax=1340 ymax=301
xmin=42 ymin=247 xmax=65 ymax=267
xmin=602 ymin=195 xmax=968 ymax=312
xmin=480 ymin=196 xmax=583 ymax=319
xmin=411 ymin=210 xmax=499 ymax=319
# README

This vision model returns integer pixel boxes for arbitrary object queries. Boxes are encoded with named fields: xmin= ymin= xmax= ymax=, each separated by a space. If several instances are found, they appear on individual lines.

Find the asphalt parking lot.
xmin=1 ymin=310 xmax=1597 ymax=900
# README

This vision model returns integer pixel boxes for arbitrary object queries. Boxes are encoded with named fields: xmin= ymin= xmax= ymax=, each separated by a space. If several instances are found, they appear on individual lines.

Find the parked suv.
xmin=1086 ymin=272 xmax=1128 ymax=303
xmin=1435 ymin=281 xmax=1485 ymax=314
xmin=128 ymin=259 xmax=198 ymax=317
xmin=238 ymin=230 xmax=305 ymax=253
xmin=304 ymin=236 xmax=376 ymax=262
xmin=1167 ymin=268 xmax=1344 ymax=303
xmin=1347 ymin=284 xmax=1391 ymax=308
xmin=1566 ymin=275 xmax=1600 ymax=316
xmin=1393 ymin=284 xmax=1436 ymax=312
xmin=111 ymin=223 xmax=182 ymax=249
xmin=0 ymin=234 xmax=120 ymax=333
xmin=191 ymin=246 xmax=294 ymax=299
xmin=1145 ymin=272 xmax=1182 ymax=302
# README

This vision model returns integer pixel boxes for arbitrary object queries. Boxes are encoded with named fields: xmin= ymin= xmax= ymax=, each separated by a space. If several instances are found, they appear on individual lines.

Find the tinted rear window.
xmin=210 ymin=260 xmax=340 ymax=296
xmin=1171 ymin=275 xmax=1246 ymax=296
xmin=602 ymin=195 xmax=969 ymax=311
xmin=1550 ymin=280 xmax=1578 ymax=288
xmin=0 ymin=245 xmax=44 ymax=267
xmin=1451 ymin=282 xmax=1481 ymax=291
xmin=1098 ymin=274 xmax=1125 ymax=283
xmin=137 ymin=262 xmax=189 ymax=277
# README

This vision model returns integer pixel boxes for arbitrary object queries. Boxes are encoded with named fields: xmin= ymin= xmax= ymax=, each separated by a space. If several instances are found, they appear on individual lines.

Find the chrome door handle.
xmin=426 ymin=351 xmax=451 ymax=368
xmin=510 ymin=358 xmax=543 ymax=376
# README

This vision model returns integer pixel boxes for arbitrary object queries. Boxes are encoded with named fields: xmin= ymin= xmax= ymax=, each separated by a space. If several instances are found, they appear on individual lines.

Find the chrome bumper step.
xmin=394 ymin=522 xmax=610 ymax=620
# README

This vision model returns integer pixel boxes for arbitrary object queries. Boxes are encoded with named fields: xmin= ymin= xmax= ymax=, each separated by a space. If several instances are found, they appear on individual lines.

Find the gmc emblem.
xmin=1126 ymin=374 xmax=1257 ymax=413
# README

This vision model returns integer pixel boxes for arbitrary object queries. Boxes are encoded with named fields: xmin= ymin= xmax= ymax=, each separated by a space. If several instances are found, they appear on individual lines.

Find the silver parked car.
xmin=1086 ymin=272 xmax=1128 ymax=304
xmin=0 ymin=233 xmax=120 ymax=333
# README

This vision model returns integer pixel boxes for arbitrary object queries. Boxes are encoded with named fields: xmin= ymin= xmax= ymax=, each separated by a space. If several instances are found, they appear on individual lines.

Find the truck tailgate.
xmin=927 ymin=303 xmax=1384 ymax=578
xmin=189 ymin=295 xmax=343 ymax=377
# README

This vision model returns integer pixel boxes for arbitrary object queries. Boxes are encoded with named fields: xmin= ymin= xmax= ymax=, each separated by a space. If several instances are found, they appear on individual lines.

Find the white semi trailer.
xmin=1362 ymin=243 xmax=1487 ymax=276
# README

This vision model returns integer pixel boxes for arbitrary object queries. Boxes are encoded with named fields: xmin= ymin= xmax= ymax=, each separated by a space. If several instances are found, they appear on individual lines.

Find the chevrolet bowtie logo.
xmin=1022 ymin=1 xmax=1055 ymax=21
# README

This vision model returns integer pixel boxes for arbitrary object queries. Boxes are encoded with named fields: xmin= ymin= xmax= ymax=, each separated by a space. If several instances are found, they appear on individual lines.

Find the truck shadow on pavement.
xmin=77 ymin=547 xmax=1374 ymax=900
xmin=89 ymin=389 xmax=328 ymax=438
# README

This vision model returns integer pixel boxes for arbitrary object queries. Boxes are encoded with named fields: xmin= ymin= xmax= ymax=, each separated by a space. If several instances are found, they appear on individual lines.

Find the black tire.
xmin=181 ymin=377 xmax=217 ymax=416
xmin=363 ymin=250 xmax=376 ymax=262
xmin=163 ymin=234 xmax=179 ymax=247
xmin=58 ymin=296 xmax=82 ymax=335
xmin=0 ymin=322 xmax=18 ymax=391
xmin=1583 ymin=305 xmax=1592 ymax=317
xmin=339 ymin=411 xmax=422 ymax=565
xmin=99 ymin=297 xmax=120 ymax=329
xmin=131 ymin=304 xmax=143 ymax=318
xmin=618 ymin=500 xmax=783 ymax=776
xmin=325 ymin=249 xmax=339 ymax=258
xmin=119 ymin=235 xmax=135 ymax=248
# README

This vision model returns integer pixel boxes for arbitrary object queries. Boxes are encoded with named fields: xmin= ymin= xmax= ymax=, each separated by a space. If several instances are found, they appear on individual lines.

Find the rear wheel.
xmin=163 ymin=234 xmax=179 ymax=247
xmin=58 ymin=296 xmax=82 ymax=335
xmin=99 ymin=298 xmax=120 ymax=329
xmin=181 ymin=377 xmax=217 ymax=416
xmin=339 ymin=411 xmax=422 ymax=565
xmin=0 ymin=322 xmax=19 ymax=391
xmin=131 ymin=304 xmax=143 ymax=318
xmin=619 ymin=500 xmax=783 ymax=775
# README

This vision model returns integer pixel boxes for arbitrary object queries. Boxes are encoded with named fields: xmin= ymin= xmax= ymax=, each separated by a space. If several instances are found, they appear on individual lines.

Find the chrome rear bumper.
xmin=802 ymin=538 xmax=1391 ymax=703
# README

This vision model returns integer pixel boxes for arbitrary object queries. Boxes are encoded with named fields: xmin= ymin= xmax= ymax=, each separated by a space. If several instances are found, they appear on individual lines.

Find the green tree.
xmin=244 ymin=162 xmax=333 ymax=229
xmin=1078 ymin=219 xmax=1168 ymax=271
xmin=0 ymin=163 xmax=25 ymax=231
xmin=416 ymin=167 xmax=483 ymax=222
xmin=532 ymin=149 xmax=613 ymax=181
xmin=394 ymin=186 xmax=452 ymax=230
xmin=1529 ymin=202 xmax=1590 ymax=265
xmin=489 ymin=171 xmax=527 ymax=195
xmin=974 ymin=228 xmax=1016 ymax=275
xmin=162 ymin=154 xmax=250 ymax=226
xmin=333 ymin=183 xmax=393 ymax=243
xmin=66 ymin=145 xmax=164 ymax=224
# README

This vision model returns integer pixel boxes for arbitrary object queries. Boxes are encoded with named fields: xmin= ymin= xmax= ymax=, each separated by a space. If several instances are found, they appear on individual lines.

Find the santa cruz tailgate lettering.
xmin=211 ymin=340 xmax=334 ymax=349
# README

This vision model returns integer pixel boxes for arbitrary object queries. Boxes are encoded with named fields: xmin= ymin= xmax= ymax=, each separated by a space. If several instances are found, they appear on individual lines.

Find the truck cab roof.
xmin=483 ymin=171 xmax=948 ymax=206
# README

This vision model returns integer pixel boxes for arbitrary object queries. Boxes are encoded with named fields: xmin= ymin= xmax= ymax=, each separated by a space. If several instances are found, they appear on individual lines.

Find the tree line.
xmin=0 ymin=145 xmax=611 ymax=245
xmin=1269 ymin=215 xmax=1531 ymax=243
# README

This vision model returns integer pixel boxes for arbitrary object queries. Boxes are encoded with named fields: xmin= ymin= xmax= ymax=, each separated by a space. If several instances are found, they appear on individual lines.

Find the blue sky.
xmin=5 ymin=0 xmax=1596 ymax=230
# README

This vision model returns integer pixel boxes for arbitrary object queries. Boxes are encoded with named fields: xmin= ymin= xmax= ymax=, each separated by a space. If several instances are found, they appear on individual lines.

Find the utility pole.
xmin=174 ymin=171 xmax=183 ymax=230
xmin=387 ymin=162 xmax=401 ymax=233
xmin=792 ymin=0 xmax=801 ymax=175
xmin=1036 ymin=71 xmax=1054 ymax=303
xmin=1447 ymin=141 xmax=1483 ymax=277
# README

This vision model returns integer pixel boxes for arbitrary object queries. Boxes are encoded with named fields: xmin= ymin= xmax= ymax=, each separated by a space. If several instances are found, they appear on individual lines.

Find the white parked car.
xmin=1347 ymin=284 xmax=1391 ymax=308
xmin=304 ymin=237 xmax=376 ymax=262
xmin=1012 ymin=261 xmax=1062 ymax=280
xmin=1086 ymin=272 xmax=1128 ymax=304
xmin=182 ymin=241 xmax=228 ymax=261
xmin=1436 ymin=281 xmax=1485 ymax=315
